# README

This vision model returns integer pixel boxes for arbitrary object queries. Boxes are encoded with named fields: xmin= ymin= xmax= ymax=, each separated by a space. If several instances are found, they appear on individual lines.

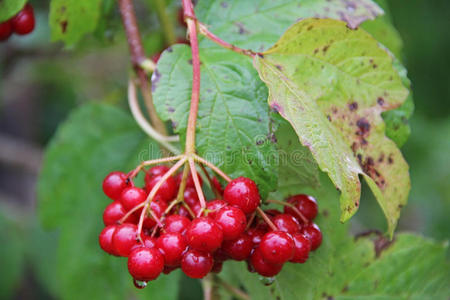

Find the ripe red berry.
xmin=223 ymin=177 xmax=260 ymax=214
xmin=211 ymin=261 xmax=223 ymax=273
xmin=0 ymin=21 xmax=13 ymax=41
xmin=99 ymin=225 xmax=118 ymax=255
xmin=272 ymin=214 xmax=301 ymax=234
xmin=103 ymin=201 xmax=136 ymax=226
xmin=156 ymin=233 xmax=187 ymax=266
xmin=183 ymin=187 xmax=199 ymax=207
xmin=163 ymin=215 xmax=191 ymax=234
xmin=290 ymin=233 xmax=311 ymax=263
xmin=285 ymin=194 xmax=318 ymax=222
xmin=128 ymin=247 xmax=164 ymax=281
xmin=214 ymin=206 xmax=246 ymax=240
xmin=175 ymin=172 xmax=203 ymax=189
xmin=222 ymin=234 xmax=252 ymax=261
xmin=260 ymin=231 xmax=295 ymax=264
xmin=187 ymin=217 xmax=223 ymax=252
xmin=247 ymin=227 xmax=266 ymax=247
xmin=146 ymin=165 xmax=170 ymax=178
xmin=12 ymin=4 xmax=35 ymax=35
xmin=301 ymin=223 xmax=322 ymax=251
xmin=145 ymin=174 xmax=177 ymax=202
xmin=103 ymin=171 xmax=129 ymax=200
xmin=112 ymin=224 xmax=141 ymax=257
xmin=143 ymin=199 xmax=168 ymax=229
xmin=250 ymin=247 xmax=283 ymax=277
xmin=206 ymin=200 xmax=227 ymax=219
xmin=181 ymin=249 xmax=213 ymax=279
xmin=120 ymin=187 xmax=147 ymax=211
xmin=142 ymin=235 xmax=157 ymax=249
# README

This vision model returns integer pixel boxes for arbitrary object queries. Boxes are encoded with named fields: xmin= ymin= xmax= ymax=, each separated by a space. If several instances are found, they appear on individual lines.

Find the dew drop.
xmin=259 ymin=276 xmax=275 ymax=286
xmin=133 ymin=279 xmax=148 ymax=289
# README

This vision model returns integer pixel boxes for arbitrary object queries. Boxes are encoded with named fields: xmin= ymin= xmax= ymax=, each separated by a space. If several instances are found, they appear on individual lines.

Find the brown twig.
xmin=118 ymin=0 xmax=168 ymax=136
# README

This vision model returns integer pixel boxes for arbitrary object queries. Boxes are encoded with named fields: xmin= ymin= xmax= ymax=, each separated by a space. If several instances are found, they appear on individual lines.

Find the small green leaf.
xmin=0 ymin=0 xmax=26 ymax=22
xmin=254 ymin=19 xmax=410 ymax=235
xmin=37 ymin=103 xmax=176 ymax=299
xmin=152 ymin=45 xmax=278 ymax=198
xmin=196 ymin=0 xmax=383 ymax=50
xmin=49 ymin=0 xmax=103 ymax=46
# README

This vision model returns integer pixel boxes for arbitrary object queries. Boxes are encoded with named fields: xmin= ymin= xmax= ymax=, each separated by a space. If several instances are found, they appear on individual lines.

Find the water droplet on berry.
xmin=133 ymin=279 xmax=148 ymax=289
xmin=259 ymin=276 xmax=275 ymax=286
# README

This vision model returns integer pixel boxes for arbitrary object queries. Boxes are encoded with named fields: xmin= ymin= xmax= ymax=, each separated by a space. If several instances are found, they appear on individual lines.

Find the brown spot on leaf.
xmin=275 ymin=64 xmax=283 ymax=71
xmin=388 ymin=154 xmax=394 ymax=164
xmin=377 ymin=97 xmax=385 ymax=106
xmin=151 ymin=69 xmax=161 ymax=92
xmin=307 ymin=25 xmax=314 ymax=31
xmin=356 ymin=118 xmax=370 ymax=136
xmin=374 ymin=235 xmax=394 ymax=257
xmin=314 ymin=48 xmax=319 ymax=54
xmin=235 ymin=22 xmax=249 ymax=35
xmin=348 ymin=101 xmax=358 ymax=111
xmin=322 ymin=45 xmax=330 ymax=53
xmin=271 ymin=102 xmax=283 ymax=114
xmin=60 ymin=21 xmax=68 ymax=33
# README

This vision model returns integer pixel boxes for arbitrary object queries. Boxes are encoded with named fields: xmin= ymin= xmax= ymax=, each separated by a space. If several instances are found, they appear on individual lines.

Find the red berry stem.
xmin=194 ymin=154 xmax=232 ymax=182
xmin=266 ymin=199 xmax=309 ymax=224
xmin=137 ymin=157 xmax=187 ymax=237
xmin=181 ymin=202 xmax=196 ymax=219
xmin=188 ymin=158 xmax=206 ymax=213
xmin=128 ymin=155 xmax=184 ymax=180
xmin=215 ymin=276 xmax=250 ymax=300
xmin=256 ymin=207 xmax=278 ymax=231
xmin=245 ymin=212 xmax=256 ymax=230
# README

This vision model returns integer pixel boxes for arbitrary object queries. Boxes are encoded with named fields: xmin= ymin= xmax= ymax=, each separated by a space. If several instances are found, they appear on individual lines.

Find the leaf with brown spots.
xmin=253 ymin=18 xmax=410 ymax=235
xmin=49 ymin=0 xmax=102 ymax=46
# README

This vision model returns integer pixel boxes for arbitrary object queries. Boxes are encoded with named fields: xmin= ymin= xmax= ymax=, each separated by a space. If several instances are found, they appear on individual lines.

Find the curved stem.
xmin=266 ymin=199 xmax=309 ymax=224
xmin=200 ymin=164 xmax=222 ymax=199
xmin=128 ymin=80 xmax=180 ymax=154
xmin=118 ymin=0 xmax=168 ymax=136
xmin=194 ymin=154 xmax=232 ymax=182
xmin=182 ymin=0 xmax=201 ymax=155
xmin=198 ymin=22 xmax=257 ymax=57
xmin=216 ymin=276 xmax=250 ymax=300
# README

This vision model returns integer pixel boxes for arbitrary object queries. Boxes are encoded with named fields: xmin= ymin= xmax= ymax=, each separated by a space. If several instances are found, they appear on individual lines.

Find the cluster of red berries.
xmin=98 ymin=165 xmax=322 ymax=286
xmin=0 ymin=3 xmax=35 ymax=41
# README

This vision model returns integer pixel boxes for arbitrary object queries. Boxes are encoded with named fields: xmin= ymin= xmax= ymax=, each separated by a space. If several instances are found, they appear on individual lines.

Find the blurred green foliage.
xmin=0 ymin=0 xmax=449 ymax=299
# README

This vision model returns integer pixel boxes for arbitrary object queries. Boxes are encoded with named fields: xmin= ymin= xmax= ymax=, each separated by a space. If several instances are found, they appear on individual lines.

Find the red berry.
xmin=12 ymin=4 xmax=35 ymax=35
xmin=181 ymin=249 xmax=213 ymax=278
xmin=212 ymin=176 xmax=223 ymax=195
xmin=156 ymin=233 xmax=187 ymax=266
xmin=187 ymin=217 xmax=223 ymax=252
xmin=214 ymin=206 xmax=246 ymax=240
xmin=211 ymin=261 xmax=223 ymax=273
xmin=260 ymin=231 xmax=295 ymax=264
xmin=290 ymin=233 xmax=311 ymax=263
xmin=112 ymin=224 xmax=141 ymax=257
xmin=163 ymin=215 xmax=191 ymax=234
xmin=183 ymin=187 xmax=199 ymax=207
xmin=250 ymin=247 xmax=283 ymax=277
xmin=247 ymin=228 xmax=266 ymax=247
xmin=99 ymin=225 xmax=118 ymax=255
xmin=145 ymin=174 xmax=177 ymax=202
xmin=128 ymin=247 xmax=164 ymax=281
xmin=264 ymin=209 xmax=281 ymax=217
xmin=143 ymin=199 xmax=168 ymax=229
xmin=223 ymin=177 xmax=260 ymax=214
xmin=222 ymin=234 xmax=252 ymax=261
xmin=146 ymin=165 xmax=170 ymax=178
xmin=206 ymin=199 xmax=227 ymax=219
xmin=103 ymin=201 xmax=135 ymax=226
xmin=0 ymin=21 xmax=13 ymax=41
xmin=175 ymin=172 xmax=203 ymax=188
xmin=178 ymin=205 xmax=191 ymax=218
xmin=120 ymin=187 xmax=147 ymax=211
xmin=301 ymin=223 xmax=322 ymax=251
xmin=103 ymin=171 xmax=129 ymax=200
xmin=285 ymin=194 xmax=318 ymax=222
xmin=272 ymin=214 xmax=301 ymax=235
xmin=163 ymin=265 xmax=178 ymax=274
xmin=142 ymin=235 xmax=157 ymax=248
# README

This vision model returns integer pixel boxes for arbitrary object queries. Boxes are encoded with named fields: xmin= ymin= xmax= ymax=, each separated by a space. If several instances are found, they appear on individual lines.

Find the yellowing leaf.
xmin=254 ymin=18 xmax=410 ymax=235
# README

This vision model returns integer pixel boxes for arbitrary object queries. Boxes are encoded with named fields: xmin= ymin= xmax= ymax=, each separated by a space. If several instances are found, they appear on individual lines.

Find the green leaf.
xmin=0 ymin=0 xmax=26 ymax=22
xmin=0 ymin=207 xmax=25 ymax=299
xmin=275 ymin=118 xmax=320 ymax=195
xmin=254 ymin=18 xmax=410 ymax=235
xmin=37 ymin=103 xmax=178 ymax=300
xmin=222 ymin=174 xmax=450 ymax=299
xmin=152 ymin=45 xmax=278 ymax=198
xmin=49 ymin=0 xmax=103 ymax=46
xmin=196 ymin=0 xmax=383 ymax=51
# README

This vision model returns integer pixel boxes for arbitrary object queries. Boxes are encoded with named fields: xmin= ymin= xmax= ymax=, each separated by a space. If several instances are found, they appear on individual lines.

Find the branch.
xmin=118 ymin=0 xmax=168 ymax=137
